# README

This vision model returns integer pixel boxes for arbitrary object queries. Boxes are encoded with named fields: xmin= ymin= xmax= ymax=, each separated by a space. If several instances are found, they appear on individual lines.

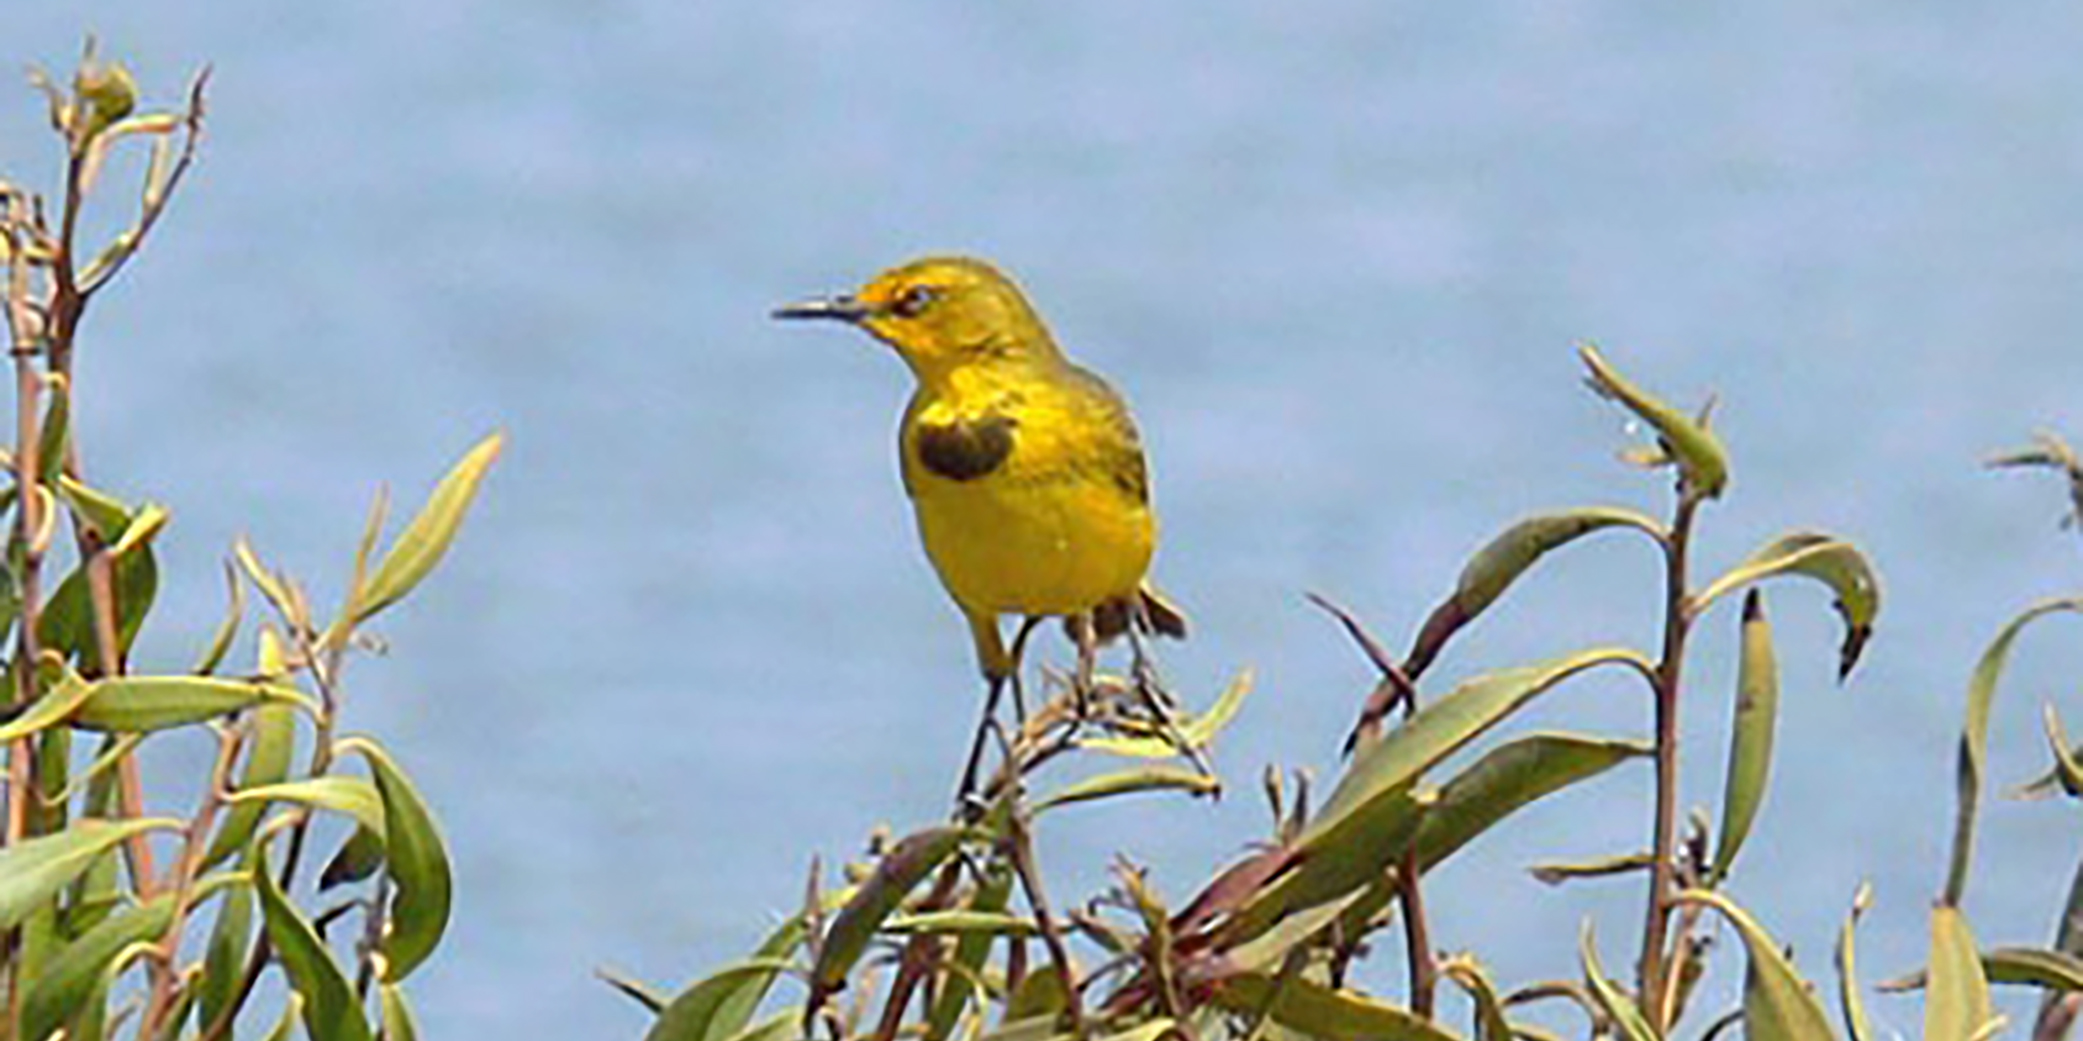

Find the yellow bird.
xmin=774 ymin=256 xmax=1185 ymax=788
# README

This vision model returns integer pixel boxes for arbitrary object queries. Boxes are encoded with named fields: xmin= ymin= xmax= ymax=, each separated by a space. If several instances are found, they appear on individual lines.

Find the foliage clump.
xmin=0 ymin=47 xmax=497 ymax=1041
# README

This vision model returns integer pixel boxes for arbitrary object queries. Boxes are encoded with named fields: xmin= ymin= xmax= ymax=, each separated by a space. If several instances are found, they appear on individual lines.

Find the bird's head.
xmin=773 ymin=256 xmax=1061 ymax=380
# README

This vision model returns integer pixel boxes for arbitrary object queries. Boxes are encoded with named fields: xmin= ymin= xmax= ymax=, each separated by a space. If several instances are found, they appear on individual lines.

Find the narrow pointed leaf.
xmin=1223 ymin=786 xmax=1428 ymax=945
xmin=1408 ymin=508 xmax=1664 ymax=675
xmin=0 ymin=818 xmax=178 ymax=928
xmin=721 ymin=1011 xmax=800 ymax=1041
xmin=1440 ymin=955 xmax=1515 ymax=1041
xmin=711 ymin=915 xmax=808 ymax=1041
xmin=884 ymin=910 xmax=1036 ymax=936
xmin=228 ymin=776 xmax=387 ymax=837
xmin=1081 ymin=669 xmax=1253 ymax=758
xmin=21 ymin=894 xmax=175 ymax=1041
xmin=1309 ymin=647 xmax=1656 ymax=846
xmin=1695 ymin=532 xmax=1881 ymax=679
xmin=926 ymin=861 xmax=1013 ymax=1041
xmin=0 ymin=664 xmax=95 ymax=741
xmin=1677 ymin=889 xmax=1835 ymax=1041
xmin=203 ymin=703 xmax=299 ymax=869
xmin=192 ymin=560 xmax=245 ymax=676
xmin=645 ymin=959 xmax=796 ymax=1041
xmin=320 ymin=827 xmax=387 ymax=890
xmin=1210 ymin=971 xmax=1467 ymax=1041
xmin=2040 ymin=705 xmax=2083 ymax=799
xmin=1835 ymin=884 xmax=1876 ymax=1041
xmin=380 ymin=983 xmax=421 ymax=1041
xmin=1984 ymin=947 xmax=2083 ymax=991
xmin=1926 ymin=905 xmax=1997 ymax=1041
xmin=1033 ymin=766 xmax=1220 ymax=812
xmin=261 ymin=992 xmax=306 ymax=1041
xmin=809 ymin=826 xmax=964 ymax=1004
xmin=599 ymin=967 xmax=670 ymax=1014
xmin=39 ymin=545 xmax=158 ymax=666
xmin=1579 ymin=921 xmax=1658 ymax=1041
xmin=342 ymin=738 xmax=453 ymax=981
xmin=1416 ymin=731 xmax=1651 ymax=874
xmin=1947 ymin=598 xmax=2083 ymax=907
xmin=256 ymin=844 xmax=374 ymax=1041
xmin=1712 ymin=591 xmax=1780 ymax=882
xmin=1579 ymin=342 xmax=1729 ymax=499
xmin=355 ymin=432 xmax=503 ymax=623
xmin=72 ymin=675 xmax=309 ymax=733
xmin=200 ymin=866 xmax=257 ymax=1034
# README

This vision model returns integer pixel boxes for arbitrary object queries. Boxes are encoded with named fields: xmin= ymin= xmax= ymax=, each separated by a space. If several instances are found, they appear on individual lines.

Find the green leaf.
xmin=808 ymin=826 xmax=965 ymax=1005
xmin=203 ymin=702 xmax=299 ymax=870
xmin=341 ymin=737 xmax=453 ymax=982
xmin=353 ymin=432 xmax=504 ymax=625
xmin=1578 ymin=921 xmax=1658 ymax=1041
xmin=1439 ymin=955 xmax=1515 ymax=1041
xmin=1835 ymin=883 xmax=1876 ymax=1041
xmin=1578 ymin=342 xmax=1730 ymax=499
xmin=644 ymin=959 xmax=798 ymax=1041
xmin=192 ymin=559 xmax=245 ymax=676
xmin=1222 ymin=785 xmax=1428 ymax=945
xmin=72 ymin=675 xmax=310 ymax=733
xmin=38 ymin=375 xmax=71 ymax=485
xmin=1711 ymin=591 xmax=1780 ymax=882
xmin=38 ymin=543 xmax=159 ymax=667
xmin=1926 ymin=904 xmax=1997 ymax=1041
xmin=380 ymin=982 xmax=421 ymax=1041
xmin=321 ymin=827 xmax=388 ymax=890
xmin=1308 ymin=648 xmax=1656 ymax=847
xmin=20 ymin=893 xmax=176 ymax=1041
xmin=1033 ymin=766 xmax=1220 ymax=812
xmin=0 ymin=818 xmax=178 ymax=929
xmin=1694 ymin=532 xmax=1881 ymax=680
xmin=926 ymin=861 xmax=1013 ymax=1041
xmin=1416 ymin=731 xmax=1651 ymax=874
xmin=261 ymin=992 xmax=306 ymax=1041
xmin=200 ymin=864 xmax=257 ymax=1035
xmin=227 ymin=776 xmax=387 ymax=838
xmin=1675 ymin=889 xmax=1835 ymax=1041
xmin=2038 ymin=705 xmax=2083 ymax=799
xmin=256 ymin=842 xmax=374 ymax=1041
xmin=1946 ymin=598 xmax=2083 ymax=907
xmin=1407 ymin=508 xmax=1664 ymax=675
xmin=1081 ymin=669 xmax=1254 ymax=758
xmin=712 ymin=915 xmax=808 ymax=1041
xmin=884 ymin=909 xmax=1037 ymax=936
xmin=1984 ymin=946 xmax=2083 ymax=991
xmin=719 ymin=1010 xmax=800 ymax=1041
xmin=0 ymin=662 xmax=96 ymax=742
xmin=1210 ymin=971 xmax=1467 ymax=1041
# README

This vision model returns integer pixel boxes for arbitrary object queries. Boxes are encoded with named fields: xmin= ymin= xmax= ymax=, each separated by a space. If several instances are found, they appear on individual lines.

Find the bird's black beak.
xmin=771 ymin=295 xmax=870 ymax=323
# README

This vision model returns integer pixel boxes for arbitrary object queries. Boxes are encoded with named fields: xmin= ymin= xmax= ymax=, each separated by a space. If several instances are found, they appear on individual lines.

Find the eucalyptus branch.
xmin=1637 ymin=489 xmax=1702 ymax=1031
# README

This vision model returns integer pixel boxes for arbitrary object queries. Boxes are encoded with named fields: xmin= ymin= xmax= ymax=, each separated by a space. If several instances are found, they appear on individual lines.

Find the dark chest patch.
xmin=915 ymin=413 xmax=1018 ymax=482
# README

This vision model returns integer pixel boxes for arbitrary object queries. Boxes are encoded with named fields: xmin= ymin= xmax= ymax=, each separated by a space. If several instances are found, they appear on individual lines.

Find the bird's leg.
xmin=1069 ymin=613 xmax=1098 ymax=720
xmin=1007 ymin=616 xmax=1044 ymax=728
xmin=956 ymin=672 xmax=1010 ymax=811
xmin=1124 ymin=619 xmax=1213 ymax=778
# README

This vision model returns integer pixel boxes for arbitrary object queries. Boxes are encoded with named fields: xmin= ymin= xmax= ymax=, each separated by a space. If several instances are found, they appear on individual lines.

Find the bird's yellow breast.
xmin=900 ymin=367 xmax=1156 ymax=619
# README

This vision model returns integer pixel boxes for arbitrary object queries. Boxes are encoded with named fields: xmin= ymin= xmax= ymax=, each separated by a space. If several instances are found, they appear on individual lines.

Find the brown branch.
xmin=1636 ymin=490 xmax=1701 ymax=1031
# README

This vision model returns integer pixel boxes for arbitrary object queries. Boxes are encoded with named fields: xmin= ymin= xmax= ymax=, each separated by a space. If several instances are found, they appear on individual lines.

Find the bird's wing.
xmin=1056 ymin=363 xmax=1151 ymax=505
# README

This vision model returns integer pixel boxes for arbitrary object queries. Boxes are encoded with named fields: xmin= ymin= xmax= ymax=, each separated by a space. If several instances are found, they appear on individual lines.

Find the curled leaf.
xmin=1925 ymin=904 xmax=1997 ymax=1041
xmin=1675 ymin=889 xmax=1836 ymax=1041
xmin=1579 ymin=343 xmax=1730 ymax=500
xmin=808 ymin=826 xmax=965 ymax=1008
xmin=1711 ymin=590 xmax=1780 ymax=882
xmin=1033 ymin=766 xmax=1220 ymax=812
xmin=1947 ymin=598 xmax=2083 ymax=907
xmin=353 ymin=432 xmax=504 ymax=624
xmin=1695 ymin=531 xmax=1881 ymax=679
xmin=1407 ymin=508 xmax=1665 ymax=677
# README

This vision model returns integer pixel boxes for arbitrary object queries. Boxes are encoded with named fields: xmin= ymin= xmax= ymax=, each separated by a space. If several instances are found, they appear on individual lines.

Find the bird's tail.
xmin=1086 ymin=582 xmax=1189 ymax=645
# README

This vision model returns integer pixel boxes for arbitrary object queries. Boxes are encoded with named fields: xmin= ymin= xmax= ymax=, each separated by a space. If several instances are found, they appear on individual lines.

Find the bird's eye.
xmin=891 ymin=285 xmax=938 ymax=318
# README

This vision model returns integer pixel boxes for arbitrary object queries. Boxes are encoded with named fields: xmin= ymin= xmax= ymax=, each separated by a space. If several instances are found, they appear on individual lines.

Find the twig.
xmin=137 ymin=724 xmax=244 ymax=1037
xmin=1398 ymin=847 xmax=1437 ymax=1017
xmin=1636 ymin=491 xmax=1700 ymax=1031
xmin=1006 ymin=810 xmax=1086 ymax=1039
